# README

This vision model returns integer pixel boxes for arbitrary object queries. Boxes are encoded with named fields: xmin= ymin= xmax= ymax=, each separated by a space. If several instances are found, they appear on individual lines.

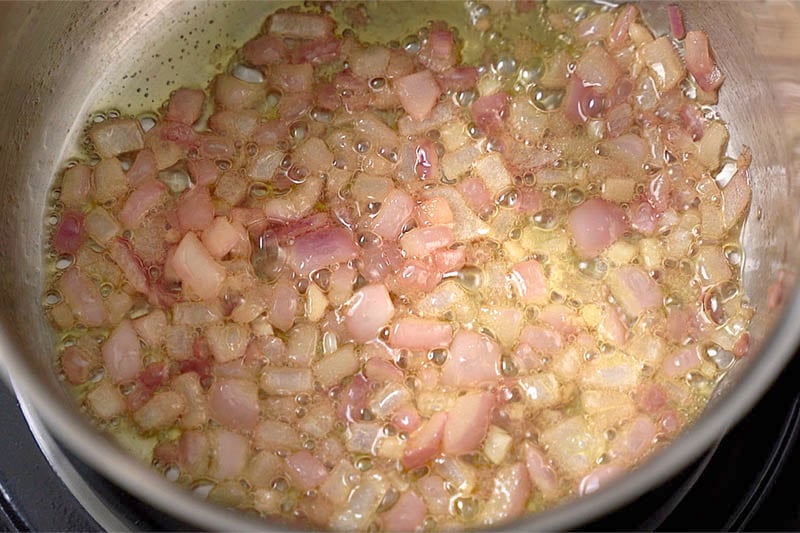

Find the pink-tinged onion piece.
xmin=243 ymin=34 xmax=287 ymax=66
xmin=380 ymin=491 xmax=427 ymax=533
xmin=212 ymin=115 xmax=257 ymax=145
xmin=438 ymin=66 xmax=478 ymax=92
xmin=260 ymin=367 xmax=313 ymax=396
xmin=271 ymin=63 xmax=314 ymax=93
xmin=519 ymin=325 xmax=563 ymax=354
xmin=417 ymin=475 xmax=450 ymax=516
xmin=286 ymin=227 xmax=359 ymax=276
xmin=608 ymin=266 xmax=664 ymax=318
xmin=285 ymin=451 xmax=329 ymax=491
xmin=133 ymin=391 xmax=186 ymax=432
xmin=635 ymin=382 xmax=668 ymax=415
xmin=202 ymin=217 xmax=241 ymax=259
xmin=132 ymin=309 xmax=167 ymax=346
xmin=685 ymin=30 xmax=725 ymax=93
xmin=661 ymin=346 xmax=701 ymax=378
xmin=166 ymin=88 xmax=205 ymax=125
xmin=266 ymin=279 xmax=300 ymax=332
xmin=102 ymin=319 xmax=142 ymax=383
xmin=481 ymin=462 xmax=531 ymax=525
xmin=639 ymin=37 xmax=685 ymax=93
xmin=179 ymin=430 xmax=210 ymax=477
xmin=344 ymin=284 xmax=395 ymax=343
xmin=564 ymin=76 xmax=606 ymax=125
xmin=87 ymin=380 xmax=126 ymax=420
xmin=399 ymin=226 xmax=455 ymax=259
xmin=263 ymin=176 xmax=324 ymax=222
xmin=89 ymin=118 xmax=145 ymax=159
xmin=60 ymin=164 xmax=92 ymax=208
xmin=402 ymin=411 xmax=447 ymax=470
xmin=510 ymin=260 xmax=548 ymax=304
xmin=348 ymin=45 xmax=390 ymax=80
xmin=371 ymin=189 xmax=415 ymax=241
xmin=413 ymin=138 xmax=440 ymax=181
xmin=364 ymin=358 xmax=404 ymax=384
xmin=393 ymin=259 xmax=442 ymax=293
xmin=272 ymin=212 xmax=330 ymax=244
xmin=208 ymin=379 xmax=260 ymax=431
xmin=613 ymin=415 xmax=658 ymax=461
xmin=579 ymin=464 xmax=624 ymax=496
xmin=336 ymin=373 xmax=370 ymax=422
xmin=576 ymin=12 xmax=614 ymax=42
xmin=392 ymin=404 xmax=422 ymax=434
xmin=172 ymin=232 xmax=227 ymax=300
xmin=415 ymin=197 xmax=454 ymax=226
xmin=213 ymin=74 xmax=265 ymax=112
xmin=722 ymin=158 xmax=752 ymax=232
xmin=629 ymin=200 xmax=657 ymax=236
xmin=432 ymin=246 xmax=466 ymax=274
xmin=567 ymin=198 xmax=627 ymax=258
xmin=539 ymin=304 xmax=582 ymax=337
xmin=291 ymin=37 xmax=342 ymax=64
xmin=394 ymin=70 xmax=442 ymax=122
xmin=575 ymin=45 xmax=622 ymax=94
xmin=52 ymin=211 xmax=85 ymax=254
xmin=441 ymin=330 xmax=501 ymax=387
xmin=387 ymin=318 xmax=452 ymax=351
xmin=177 ymin=186 xmax=215 ymax=232
xmin=419 ymin=28 xmax=456 ymax=73
xmin=599 ymin=304 xmax=628 ymax=346
xmin=358 ymin=241 xmax=403 ymax=283
xmin=668 ymin=4 xmax=686 ymax=40
xmin=108 ymin=238 xmax=149 ymax=295
xmin=119 ymin=178 xmax=168 ymax=229
xmin=59 ymin=268 xmax=108 ymax=327
xmin=61 ymin=346 xmax=95 ymax=385
xmin=458 ymin=177 xmax=493 ymax=214
xmin=293 ymin=137 xmax=334 ymax=175
xmin=187 ymin=158 xmax=220 ymax=187
xmin=608 ymin=4 xmax=638 ymax=50
xmin=210 ymin=429 xmax=249 ymax=480
xmin=442 ymin=392 xmax=494 ymax=455
xmin=525 ymin=443 xmax=560 ymax=498
xmin=470 ymin=92 xmax=509 ymax=137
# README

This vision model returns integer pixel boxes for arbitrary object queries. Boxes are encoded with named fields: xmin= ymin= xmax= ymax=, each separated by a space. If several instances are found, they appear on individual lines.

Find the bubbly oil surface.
xmin=43 ymin=1 xmax=753 ymax=530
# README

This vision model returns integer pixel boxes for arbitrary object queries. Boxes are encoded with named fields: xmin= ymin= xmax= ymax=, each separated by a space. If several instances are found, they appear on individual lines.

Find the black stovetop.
xmin=0 ymin=352 xmax=798 ymax=532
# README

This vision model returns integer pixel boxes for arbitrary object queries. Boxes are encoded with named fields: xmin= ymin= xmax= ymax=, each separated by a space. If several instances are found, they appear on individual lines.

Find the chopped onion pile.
xmin=45 ymin=2 xmax=754 ymax=530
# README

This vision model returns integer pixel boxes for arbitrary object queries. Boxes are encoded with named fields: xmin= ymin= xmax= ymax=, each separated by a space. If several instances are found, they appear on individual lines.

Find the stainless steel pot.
xmin=0 ymin=1 xmax=798 ymax=530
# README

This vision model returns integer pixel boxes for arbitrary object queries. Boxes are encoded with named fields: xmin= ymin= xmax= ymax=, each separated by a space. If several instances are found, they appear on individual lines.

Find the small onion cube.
xmin=260 ymin=367 xmax=313 ymax=395
xmin=101 ymin=319 xmax=142 ymax=383
xmin=441 ymin=330 xmax=500 ymax=387
xmin=89 ymin=119 xmax=145 ymax=158
xmin=285 ymin=451 xmax=329 ymax=491
xmin=313 ymin=344 xmax=359 ymax=389
xmin=208 ymin=378 xmax=259 ymax=431
xmin=442 ymin=392 xmax=494 ymax=455
xmin=393 ymin=70 xmax=442 ymax=122
xmin=172 ymin=232 xmax=227 ymax=300
xmin=343 ymin=284 xmax=395 ymax=343
xmin=387 ymin=318 xmax=452 ymax=351
xmin=87 ymin=380 xmax=126 ymax=420
xmin=132 ymin=391 xmax=186 ymax=432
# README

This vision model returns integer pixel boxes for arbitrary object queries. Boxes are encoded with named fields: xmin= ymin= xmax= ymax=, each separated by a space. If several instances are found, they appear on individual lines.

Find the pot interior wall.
xmin=0 ymin=1 xmax=797 ymax=530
